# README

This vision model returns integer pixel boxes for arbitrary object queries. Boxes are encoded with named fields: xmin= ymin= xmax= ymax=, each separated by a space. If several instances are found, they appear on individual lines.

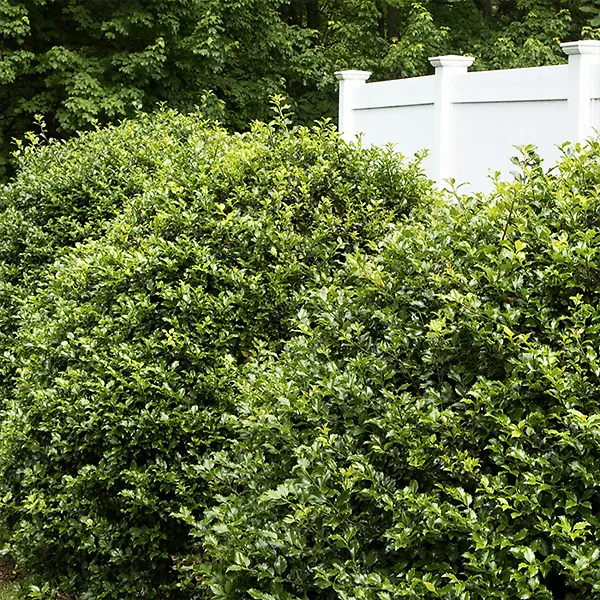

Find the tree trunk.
xmin=280 ymin=1 xmax=303 ymax=26
xmin=387 ymin=5 xmax=401 ymax=39
xmin=376 ymin=1 xmax=386 ymax=38
xmin=475 ymin=0 xmax=493 ymax=19
xmin=306 ymin=0 xmax=320 ymax=30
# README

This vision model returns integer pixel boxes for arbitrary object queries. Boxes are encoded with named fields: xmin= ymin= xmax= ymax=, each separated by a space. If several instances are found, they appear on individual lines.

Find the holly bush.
xmin=4 ymin=109 xmax=600 ymax=600
xmin=0 ymin=110 xmax=428 ymax=598
xmin=0 ymin=109 xmax=227 ymax=403
xmin=189 ymin=142 xmax=600 ymax=599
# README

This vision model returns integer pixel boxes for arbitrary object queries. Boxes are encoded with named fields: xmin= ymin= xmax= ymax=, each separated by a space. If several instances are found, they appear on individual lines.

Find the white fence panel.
xmin=353 ymin=106 xmax=435 ymax=173
xmin=336 ymin=41 xmax=600 ymax=192
xmin=453 ymin=100 xmax=569 ymax=190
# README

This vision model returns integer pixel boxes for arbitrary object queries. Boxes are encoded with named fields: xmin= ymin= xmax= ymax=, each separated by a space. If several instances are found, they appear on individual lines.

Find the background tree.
xmin=1 ymin=0 xmax=598 ymax=181
xmin=0 ymin=0 xmax=319 ymax=179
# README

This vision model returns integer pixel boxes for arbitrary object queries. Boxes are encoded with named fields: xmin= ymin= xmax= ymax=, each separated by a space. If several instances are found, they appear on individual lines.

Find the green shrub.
xmin=0 ymin=111 xmax=428 ymax=598
xmin=191 ymin=142 xmax=600 ymax=599
xmin=0 ymin=110 xmax=228 ymax=403
xmin=1 ymin=110 xmax=231 ymax=282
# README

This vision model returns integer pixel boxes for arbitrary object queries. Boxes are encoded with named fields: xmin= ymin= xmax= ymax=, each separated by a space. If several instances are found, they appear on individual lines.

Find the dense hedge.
xmin=3 ymin=112 xmax=600 ymax=599
xmin=188 ymin=143 xmax=600 ymax=599
xmin=0 ymin=111 xmax=428 ymax=598
xmin=0 ymin=110 xmax=228 ymax=405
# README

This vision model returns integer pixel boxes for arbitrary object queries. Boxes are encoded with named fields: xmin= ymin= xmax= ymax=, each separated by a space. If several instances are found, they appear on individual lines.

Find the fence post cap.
xmin=561 ymin=40 xmax=600 ymax=56
xmin=428 ymin=55 xmax=475 ymax=68
xmin=334 ymin=70 xmax=372 ymax=82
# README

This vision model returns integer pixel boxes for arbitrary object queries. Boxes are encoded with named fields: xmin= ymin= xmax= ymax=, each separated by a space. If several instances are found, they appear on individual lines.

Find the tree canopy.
xmin=1 ymin=0 xmax=598 ymax=179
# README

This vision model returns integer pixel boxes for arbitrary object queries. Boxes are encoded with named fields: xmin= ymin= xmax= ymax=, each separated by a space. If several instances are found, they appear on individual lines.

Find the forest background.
xmin=1 ymin=0 xmax=600 ymax=182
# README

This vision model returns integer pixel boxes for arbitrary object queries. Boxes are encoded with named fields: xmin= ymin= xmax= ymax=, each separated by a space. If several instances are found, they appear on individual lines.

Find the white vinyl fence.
xmin=336 ymin=41 xmax=600 ymax=191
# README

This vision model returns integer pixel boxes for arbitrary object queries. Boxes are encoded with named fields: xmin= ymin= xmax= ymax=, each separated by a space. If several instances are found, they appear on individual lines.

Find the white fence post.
xmin=561 ymin=40 xmax=600 ymax=143
xmin=334 ymin=70 xmax=371 ymax=142
xmin=428 ymin=55 xmax=475 ymax=185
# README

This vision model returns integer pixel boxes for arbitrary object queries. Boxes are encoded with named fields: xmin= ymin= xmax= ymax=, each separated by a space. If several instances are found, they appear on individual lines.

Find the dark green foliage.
xmin=0 ymin=0 xmax=316 ymax=179
xmin=580 ymin=0 xmax=600 ymax=27
xmin=190 ymin=142 xmax=600 ymax=599
xmin=2 ymin=0 xmax=598 ymax=181
xmin=0 ymin=110 xmax=428 ymax=598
